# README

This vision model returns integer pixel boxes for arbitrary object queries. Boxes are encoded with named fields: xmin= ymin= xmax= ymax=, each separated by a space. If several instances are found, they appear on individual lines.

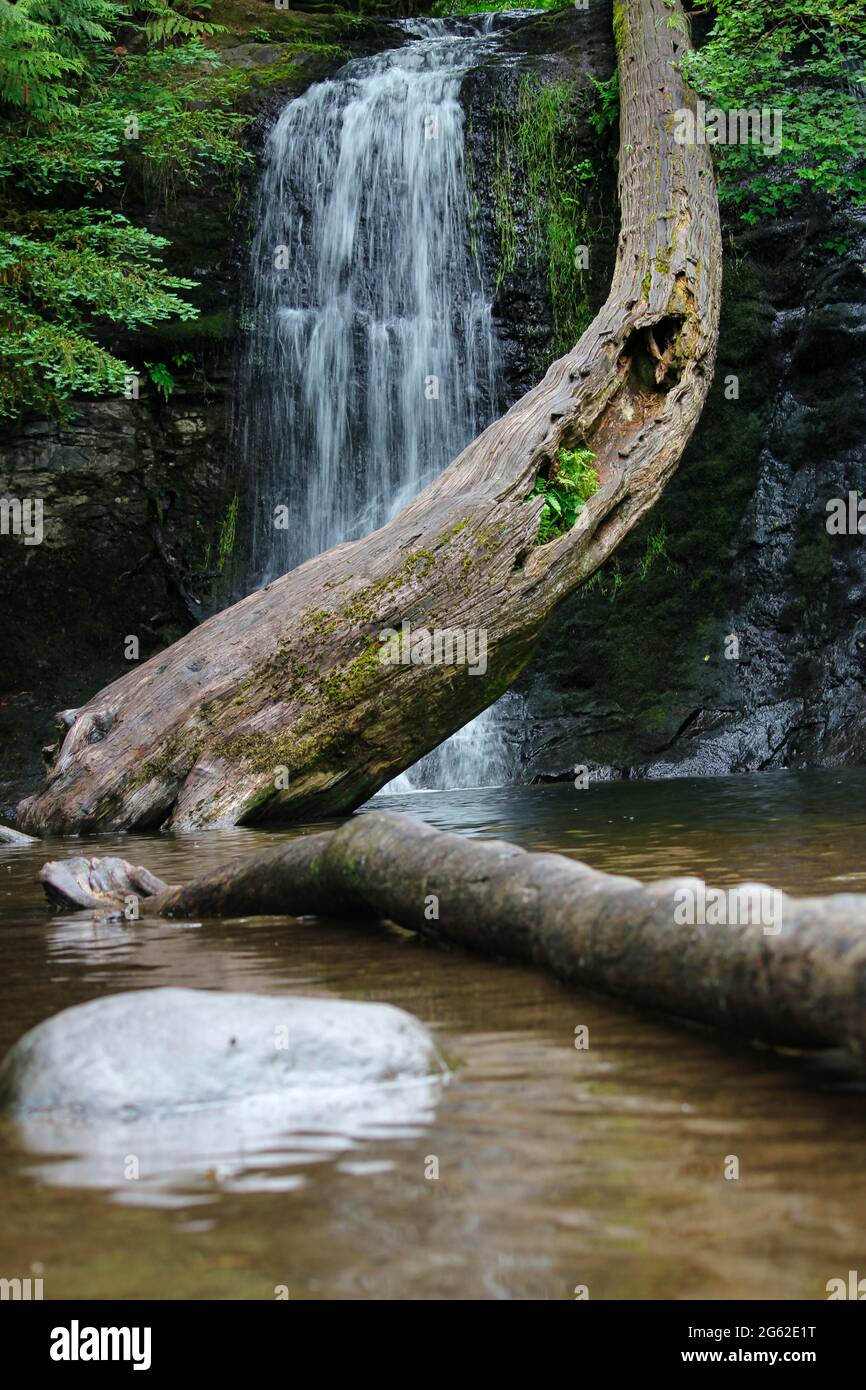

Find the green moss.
xmin=612 ymin=0 xmax=628 ymax=52
xmin=433 ymin=0 xmax=561 ymax=13
xmin=440 ymin=516 xmax=471 ymax=542
xmin=342 ymin=573 xmax=400 ymax=626
xmin=242 ymin=783 xmax=278 ymax=814
xmin=219 ymin=728 xmax=323 ymax=778
xmin=318 ymin=639 xmax=382 ymax=707
xmin=341 ymin=549 xmax=437 ymax=625
xmin=201 ymin=492 xmax=239 ymax=577
xmin=403 ymin=548 xmax=435 ymax=580
xmin=244 ymin=42 xmax=349 ymax=90
xmin=240 ymin=618 xmax=384 ymax=717
xmin=132 ymin=732 xmax=202 ymax=789
xmin=491 ymin=75 xmax=600 ymax=359
xmin=531 ymin=255 xmax=772 ymax=733
xmin=263 ymin=647 xmax=313 ymax=700
xmin=152 ymin=309 xmax=234 ymax=346
xmin=216 ymin=494 xmax=238 ymax=571
xmin=302 ymin=607 xmax=339 ymax=637
xmin=210 ymin=7 xmax=362 ymax=50
xmin=491 ymin=126 xmax=517 ymax=282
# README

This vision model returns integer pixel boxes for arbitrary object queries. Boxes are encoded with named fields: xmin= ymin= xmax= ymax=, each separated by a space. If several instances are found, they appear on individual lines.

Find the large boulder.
xmin=0 ymin=988 xmax=443 ymax=1199
xmin=0 ymin=987 xmax=440 ymax=1115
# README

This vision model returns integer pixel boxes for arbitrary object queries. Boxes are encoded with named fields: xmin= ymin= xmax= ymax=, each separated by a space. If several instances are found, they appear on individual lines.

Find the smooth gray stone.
xmin=0 ymin=986 xmax=440 ymax=1116
xmin=0 ymin=988 xmax=443 ymax=1203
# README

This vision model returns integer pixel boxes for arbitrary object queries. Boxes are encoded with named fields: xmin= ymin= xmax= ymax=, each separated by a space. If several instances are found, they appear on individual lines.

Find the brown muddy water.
xmin=2 ymin=769 xmax=866 ymax=1300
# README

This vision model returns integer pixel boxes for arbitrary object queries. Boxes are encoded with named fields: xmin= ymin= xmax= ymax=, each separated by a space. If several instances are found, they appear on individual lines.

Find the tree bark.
xmin=18 ymin=0 xmax=722 ymax=834
xmin=38 ymin=811 xmax=866 ymax=1059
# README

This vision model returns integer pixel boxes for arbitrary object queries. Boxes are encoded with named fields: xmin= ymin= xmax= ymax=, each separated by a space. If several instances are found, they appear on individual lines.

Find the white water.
xmin=238 ymin=16 xmax=526 ymax=790
xmin=383 ymin=692 xmax=527 ymax=793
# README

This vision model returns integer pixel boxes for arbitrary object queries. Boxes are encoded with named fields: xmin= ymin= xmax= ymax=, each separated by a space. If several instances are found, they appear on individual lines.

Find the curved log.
xmin=38 ymin=811 xmax=866 ymax=1059
xmin=19 ymin=0 xmax=722 ymax=833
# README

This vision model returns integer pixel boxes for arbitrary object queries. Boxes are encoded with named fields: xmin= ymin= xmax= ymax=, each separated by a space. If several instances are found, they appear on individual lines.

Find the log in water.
xmin=39 ymin=810 xmax=866 ymax=1060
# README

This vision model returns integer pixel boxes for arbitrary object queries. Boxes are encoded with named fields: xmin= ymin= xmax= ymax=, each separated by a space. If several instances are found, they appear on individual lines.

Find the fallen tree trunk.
xmin=0 ymin=823 xmax=37 ymax=845
xmin=18 ymin=0 xmax=721 ymax=834
xmin=39 ymin=812 xmax=866 ymax=1059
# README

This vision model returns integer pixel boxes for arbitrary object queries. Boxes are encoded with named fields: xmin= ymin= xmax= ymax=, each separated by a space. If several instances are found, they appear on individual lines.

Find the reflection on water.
xmin=16 ymin=1071 xmax=443 ymax=1210
xmin=371 ymin=767 xmax=866 ymax=895
xmin=1 ymin=770 xmax=866 ymax=1297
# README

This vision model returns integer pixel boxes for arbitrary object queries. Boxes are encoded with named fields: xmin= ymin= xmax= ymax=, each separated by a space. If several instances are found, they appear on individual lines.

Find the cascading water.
xmin=237 ymin=15 xmax=526 ymax=790
xmin=239 ymin=17 xmax=505 ymax=581
xmin=383 ymin=691 xmax=527 ymax=793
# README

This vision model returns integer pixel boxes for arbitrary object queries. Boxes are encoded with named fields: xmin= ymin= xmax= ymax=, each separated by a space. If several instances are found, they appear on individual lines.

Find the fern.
xmin=0 ymin=294 xmax=132 ymax=417
xmin=529 ymin=447 xmax=600 ymax=546
xmin=139 ymin=0 xmax=225 ymax=46
xmin=26 ymin=0 xmax=120 ymax=62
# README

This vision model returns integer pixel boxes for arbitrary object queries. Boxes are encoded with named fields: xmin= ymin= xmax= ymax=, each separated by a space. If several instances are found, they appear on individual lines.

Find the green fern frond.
xmin=139 ymin=1 xmax=224 ymax=46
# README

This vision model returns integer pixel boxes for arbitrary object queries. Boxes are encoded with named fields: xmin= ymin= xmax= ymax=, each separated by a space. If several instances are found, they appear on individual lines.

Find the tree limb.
xmin=38 ymin=811 xmax=866 ymax=1059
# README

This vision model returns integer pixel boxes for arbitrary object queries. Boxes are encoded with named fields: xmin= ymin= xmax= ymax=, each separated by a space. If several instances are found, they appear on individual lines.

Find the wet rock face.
xmin=0 ymin=987 xmax=440 ymax=1116
xmin=461 ymin=7 xmax=616 ymax=405
xmin=519 ymin=201 xmax=866 ymax=782
xmin=0 ymin=389 xmax=236 ymax=820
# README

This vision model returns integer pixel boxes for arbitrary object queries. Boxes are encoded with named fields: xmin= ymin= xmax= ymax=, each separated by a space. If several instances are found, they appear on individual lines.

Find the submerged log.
xmin=18 ymin=0 xmax=722 ymax=834
xmin=39 ymin=811 xmax=866 ymax=1059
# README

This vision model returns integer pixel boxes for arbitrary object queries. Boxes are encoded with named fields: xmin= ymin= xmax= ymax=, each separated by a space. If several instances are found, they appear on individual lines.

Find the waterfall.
xmin=384 ymin=691 xmax=527 ymax=793
xmin=238 ymin=17 xmax=507 ymax=581
xmin=237 ymin=15 xmax=526 ymax=791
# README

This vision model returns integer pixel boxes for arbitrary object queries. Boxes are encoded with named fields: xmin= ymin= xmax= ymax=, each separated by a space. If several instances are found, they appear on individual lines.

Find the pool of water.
xmin=2 ymin=769 xmax=866 ymax=1299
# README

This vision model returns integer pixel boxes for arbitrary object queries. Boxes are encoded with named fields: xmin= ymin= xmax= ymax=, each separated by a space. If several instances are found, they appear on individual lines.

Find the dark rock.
xmin=519 ymin=201 xmax=866 ymax=782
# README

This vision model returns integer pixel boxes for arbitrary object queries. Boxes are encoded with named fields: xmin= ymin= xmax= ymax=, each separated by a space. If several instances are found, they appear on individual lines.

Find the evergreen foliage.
xmin=684 ymin=0 xmax=866 ymax=222
xmin=0 ymin=0 xmax=250 ymax=417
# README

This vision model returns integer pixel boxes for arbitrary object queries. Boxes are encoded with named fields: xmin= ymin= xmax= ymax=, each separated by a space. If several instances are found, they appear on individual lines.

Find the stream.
xmin=2 ymin=770 xmax=866 ymax=1300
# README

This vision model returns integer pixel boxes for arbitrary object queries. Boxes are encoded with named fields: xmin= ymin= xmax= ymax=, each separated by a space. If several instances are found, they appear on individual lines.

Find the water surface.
xmin=1 ymin=770 xmax=865 ymax=1299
